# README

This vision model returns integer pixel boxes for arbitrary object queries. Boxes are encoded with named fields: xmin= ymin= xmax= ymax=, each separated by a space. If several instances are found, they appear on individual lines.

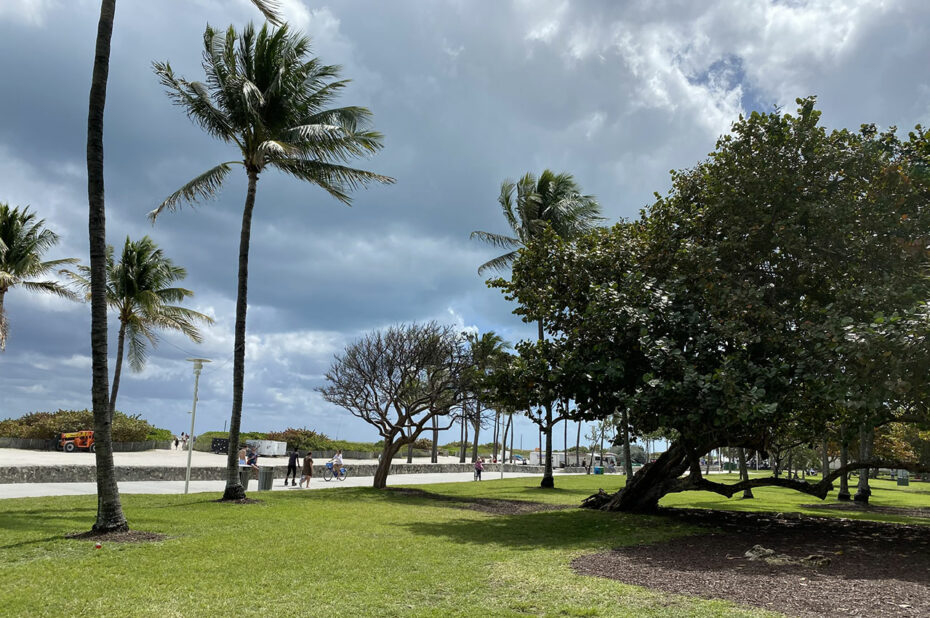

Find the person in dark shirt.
xmin=246 ymin=446 xmax=259 ymax=472
xmin=284 ymin=449 xmax=300 ymax=486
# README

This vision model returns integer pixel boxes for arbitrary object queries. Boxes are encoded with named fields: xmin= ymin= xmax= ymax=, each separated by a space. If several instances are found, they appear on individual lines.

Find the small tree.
xmin=63 ymin=236 xmax=213 ymax=414
xmin=319 ymin=322 xmax=469 ymax=488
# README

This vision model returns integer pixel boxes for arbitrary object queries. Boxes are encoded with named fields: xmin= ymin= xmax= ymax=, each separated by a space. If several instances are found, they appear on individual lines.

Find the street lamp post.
xmin=184 ymin=358 xmax=210 ymax=494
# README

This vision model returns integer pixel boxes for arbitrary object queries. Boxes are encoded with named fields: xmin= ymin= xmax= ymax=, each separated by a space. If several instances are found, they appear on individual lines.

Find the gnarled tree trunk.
xmin=584 ymin=441 xmax=694 ymax=512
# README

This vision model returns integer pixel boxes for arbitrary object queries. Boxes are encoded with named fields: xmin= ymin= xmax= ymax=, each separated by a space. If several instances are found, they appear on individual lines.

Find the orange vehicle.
xmin=58 ymin=430 xmax=95 ymax=453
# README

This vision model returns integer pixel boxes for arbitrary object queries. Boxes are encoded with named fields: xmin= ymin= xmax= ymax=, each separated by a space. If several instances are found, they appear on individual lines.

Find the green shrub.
xmin=145 ymin=428 xmax=174 ymax=441
xmin=0 ymin=409 xmax=171 ymax=442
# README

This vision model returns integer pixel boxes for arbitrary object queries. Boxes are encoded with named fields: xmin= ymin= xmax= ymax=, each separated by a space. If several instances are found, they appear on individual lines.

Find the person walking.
xmin=474 ymin=457 xmax=484 ymax=481
xmin=284 ymin=448 xmax=300 ymax=486
xmin=300 ymin=451 xmax=314 ymax=488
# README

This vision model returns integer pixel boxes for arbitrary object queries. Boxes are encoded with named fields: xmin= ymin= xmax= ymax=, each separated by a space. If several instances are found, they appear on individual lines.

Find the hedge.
xmin=0 ymin=409 xmax=172 ymax=443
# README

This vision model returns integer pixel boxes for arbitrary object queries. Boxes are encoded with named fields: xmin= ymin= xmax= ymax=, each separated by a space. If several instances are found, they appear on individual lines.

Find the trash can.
xmin=258 ymin=466 xmax=274 ymax=491
xmin=238 ymin=466 xmax=251 ymax=491
xmin=897 ymin=470 xmax=910 ymax=486
xmin=593 ymin=466 xmax=604 ymax=475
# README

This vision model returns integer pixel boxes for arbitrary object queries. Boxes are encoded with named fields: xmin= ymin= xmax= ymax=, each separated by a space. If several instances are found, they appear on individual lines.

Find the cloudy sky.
xmin=1 ymin=0 xmax=929 ymax=446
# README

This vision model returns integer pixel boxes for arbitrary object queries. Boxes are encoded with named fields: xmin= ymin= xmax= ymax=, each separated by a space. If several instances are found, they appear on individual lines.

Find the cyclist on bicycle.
xmin=330 ymin=449 xmax=344 ymax=473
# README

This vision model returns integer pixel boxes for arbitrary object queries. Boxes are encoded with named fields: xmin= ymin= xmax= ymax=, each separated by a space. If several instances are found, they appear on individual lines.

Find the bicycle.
xmin=323 ymin=461 xmax=348 ymax=482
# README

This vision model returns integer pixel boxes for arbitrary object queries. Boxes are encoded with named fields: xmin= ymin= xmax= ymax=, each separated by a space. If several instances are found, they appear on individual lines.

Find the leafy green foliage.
xmin=0 ymin=410 xmax=170 ymax=442
xmin=496 ymin=99 xmax=930 ymax=508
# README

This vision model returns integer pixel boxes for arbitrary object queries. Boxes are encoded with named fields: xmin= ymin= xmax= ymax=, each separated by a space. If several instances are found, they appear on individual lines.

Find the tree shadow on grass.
xmin=396 ymin=507 xmax=696 ymax=551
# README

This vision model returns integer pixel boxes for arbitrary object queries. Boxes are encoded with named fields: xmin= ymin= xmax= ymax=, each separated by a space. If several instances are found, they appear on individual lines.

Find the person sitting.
xmin=246 ymin=446 xmax=259 ymax=472
xmin=237 ymin=448 xmax=247 ymax=466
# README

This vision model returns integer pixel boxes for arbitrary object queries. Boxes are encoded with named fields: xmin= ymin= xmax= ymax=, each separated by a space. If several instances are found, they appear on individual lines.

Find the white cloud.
xmin=0 ymin=0 xmax=60 ymax=26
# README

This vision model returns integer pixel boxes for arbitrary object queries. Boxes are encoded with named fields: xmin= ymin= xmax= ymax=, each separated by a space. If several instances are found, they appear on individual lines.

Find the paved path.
xmin=0 ymin=470 xmax=551 ymax=499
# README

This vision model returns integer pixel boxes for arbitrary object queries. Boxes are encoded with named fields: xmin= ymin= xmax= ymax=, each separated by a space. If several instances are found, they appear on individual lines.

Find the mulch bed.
xmin=386 ymin=488 xmax=568 ymax=515
xmin=66 ymin=530 xmax=167 ymax=543
xmin=572 ymin=508 xmax=930 ymax=617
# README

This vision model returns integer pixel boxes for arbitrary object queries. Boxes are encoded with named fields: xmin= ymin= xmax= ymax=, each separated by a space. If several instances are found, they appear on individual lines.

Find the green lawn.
xmin=1 ymin=474 xmax=927 ymax=617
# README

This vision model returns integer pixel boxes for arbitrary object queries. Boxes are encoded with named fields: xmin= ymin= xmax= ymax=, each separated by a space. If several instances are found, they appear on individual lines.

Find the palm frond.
xmin=19 ymin=280 xmax=80 ymax=301
xmin=250 ymin=0 xmax=284 ymax=26
xmin=126 ymin=322 xmax=152 ymax=373
xmin=470 ymin=230 xmax=520 ymax=251
xmin=272 ymin=159 xmax=395 ymax=204
xmin=477 ymin=251 xmax=518 ymax=275
xmin=153 ymin=63 xmax=236 ymax=142
xmin=150 ymin=162 xmax=239 ymax=221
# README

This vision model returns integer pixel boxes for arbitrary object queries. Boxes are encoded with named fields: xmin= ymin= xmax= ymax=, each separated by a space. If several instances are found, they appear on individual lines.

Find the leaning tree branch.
xmin=668 ymin=458 xmax=930 ymax=501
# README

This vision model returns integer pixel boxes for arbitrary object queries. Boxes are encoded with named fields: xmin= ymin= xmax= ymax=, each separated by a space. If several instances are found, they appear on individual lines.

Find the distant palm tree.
xmin=471 ymin=169 xmax=602 ymax=488
xmin=152 ymin=23 xmax=393 ymax=500
xmin=0 ymin=203 xmax=77 ymax=350
xmin=465 ymin=331 xmax=510 ymax=462
xmin=471 ymin=170 xmax=602 ymax=275
xmin=64 ymin=236 xmax=214 ymax=414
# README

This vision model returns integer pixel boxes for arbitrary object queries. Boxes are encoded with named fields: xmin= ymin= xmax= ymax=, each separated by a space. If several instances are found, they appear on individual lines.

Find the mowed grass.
xmin=0 ymin=474 xmax=926 ymax=617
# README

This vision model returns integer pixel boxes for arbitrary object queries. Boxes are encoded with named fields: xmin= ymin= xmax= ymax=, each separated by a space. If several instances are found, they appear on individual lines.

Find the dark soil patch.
xmin=572 ymin=508 xmax=930 ymax=617
xmin=386 ymin=488 xmax=569 ymax=515
xmin=803 ymin=502 xmax=930 ymax=519
xmin=213 ymin=497 xmax=262 ymax=505
xmin=66 ymin=529 xmax=167 ymax=544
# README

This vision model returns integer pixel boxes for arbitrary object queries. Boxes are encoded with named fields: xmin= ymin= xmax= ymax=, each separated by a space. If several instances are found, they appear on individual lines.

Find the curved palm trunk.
xmin=223 ymin=169 xmax=259 ymax=501
xmin=108 ymin=320 xmax=126 ymax=415
xmin=87 ymin=0 xmax=126 ymax=533
xmin=0 ymin=289 xmax=8 ymax=350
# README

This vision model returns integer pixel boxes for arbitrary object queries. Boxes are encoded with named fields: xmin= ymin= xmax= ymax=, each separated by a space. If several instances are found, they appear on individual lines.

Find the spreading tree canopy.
xmin=496 ymin=99 xmax=930 ymax=512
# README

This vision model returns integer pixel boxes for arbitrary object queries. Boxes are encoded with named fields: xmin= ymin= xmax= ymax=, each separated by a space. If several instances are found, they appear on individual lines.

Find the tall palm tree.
xmin=472 ymin=169 xmax=602 ymax=488
xmin=63 ymin=236 xmax=214 ymax=415
xmin=84 ymin=0 xmax=282 ymax=534
xmin=0 ymin=203 xmax=78 ymax=350
xmin=152 ymin=23 xmax=393 ymax=500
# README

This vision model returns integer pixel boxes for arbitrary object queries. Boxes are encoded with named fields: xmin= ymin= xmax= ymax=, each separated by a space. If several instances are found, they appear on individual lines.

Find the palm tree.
xmin=84 ymin=0 xmax=282 ymax=534
xmin=465 ymin=331 xmax=511 ymax=462
xmin=0 ymin=203 xmax=78 ymax=350
xmin=471 ymin=170 xmax=602 ymax=488
xmin=152 ymin=23 xmax=393 ymax=500
xmin=63 ymin=236 xmax=214 ymax=415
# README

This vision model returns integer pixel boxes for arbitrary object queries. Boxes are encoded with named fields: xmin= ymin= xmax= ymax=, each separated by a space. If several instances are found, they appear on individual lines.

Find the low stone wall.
xmin=0 ymin=438 xmax=173 ymax=452
xmin=0 ymin=462 xmax=558 ymax=484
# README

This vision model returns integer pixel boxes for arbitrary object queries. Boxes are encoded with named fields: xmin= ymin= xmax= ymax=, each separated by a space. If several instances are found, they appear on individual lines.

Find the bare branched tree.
xmin=319 ymin=322 xmax=470 ymax=488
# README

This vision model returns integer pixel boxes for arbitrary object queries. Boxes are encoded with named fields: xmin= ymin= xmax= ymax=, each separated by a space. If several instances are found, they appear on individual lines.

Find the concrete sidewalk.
xmin=0 ymin=470 xmax=550 ymax=499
